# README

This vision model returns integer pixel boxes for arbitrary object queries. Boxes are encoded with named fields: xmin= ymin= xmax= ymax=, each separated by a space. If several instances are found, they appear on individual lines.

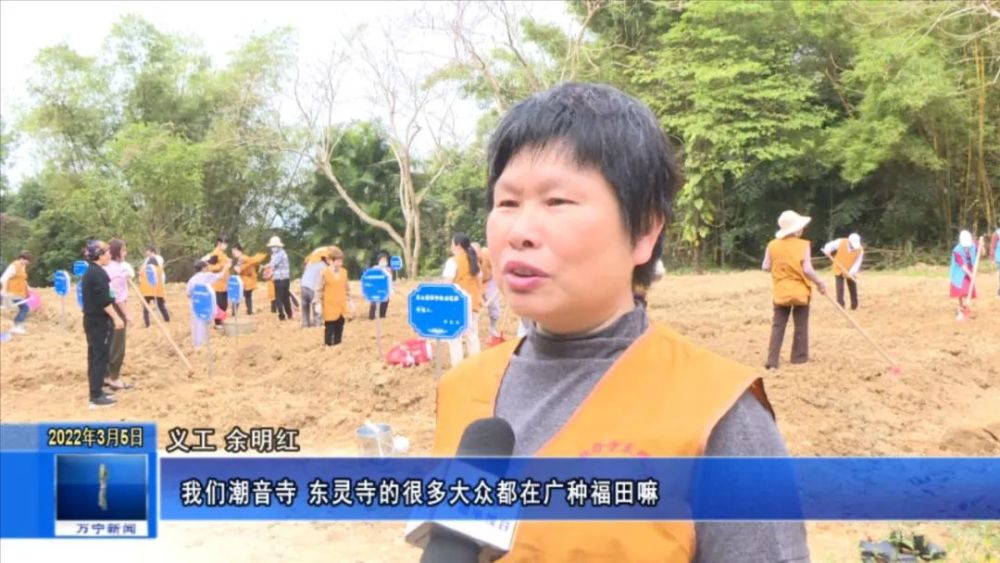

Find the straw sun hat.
xmin=775 ymin=210 xmax=812 ymax=239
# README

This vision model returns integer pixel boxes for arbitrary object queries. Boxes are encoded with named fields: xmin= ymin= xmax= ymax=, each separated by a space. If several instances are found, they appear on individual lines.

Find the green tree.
xmin=302 ymin=121 xmax=403 ymax=277
xmin=629 ymin=1 xmax=831 ymax=269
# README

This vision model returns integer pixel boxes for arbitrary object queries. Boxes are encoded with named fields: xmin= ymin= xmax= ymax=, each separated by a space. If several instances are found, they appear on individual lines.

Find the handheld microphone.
xmin=405 ymin=417 xmax=517 ymax=563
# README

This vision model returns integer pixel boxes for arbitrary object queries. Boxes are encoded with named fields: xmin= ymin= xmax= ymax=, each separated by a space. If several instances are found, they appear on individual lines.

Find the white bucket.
xmin=356 ymin=422 xmax=393 ymax=457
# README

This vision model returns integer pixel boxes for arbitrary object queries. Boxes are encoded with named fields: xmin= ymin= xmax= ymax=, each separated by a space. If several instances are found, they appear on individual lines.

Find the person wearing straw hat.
xmin=949 ymin=230 xmax=980 ymax=320
xmin=822 ymin=233 xmax=864 ymax=310
xmin=762 ymin=210 xmax=827 ymax=369
xmin=0 ymin=250 xmax=33 ymax=335
xmin=262 ymin=235 xmax=293 ymax=321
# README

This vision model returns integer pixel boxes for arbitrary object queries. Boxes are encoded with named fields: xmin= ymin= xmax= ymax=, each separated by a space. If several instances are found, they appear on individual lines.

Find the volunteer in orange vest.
xmin=265 ymin=273 xmax=277 ymax=314
xmin=762 ymin=210 xmax=827 ymax=370
xmin=232 ymin=244 xmax=267 ymax=316
xmin=442 ymin=233 xmax=483 ymax=367
xmin=822 ymin=232 xmax=863 ymax=310
xmin=318 ymin=245 xmax=355 ymax=346
xmin=472 ymin=242 xmax=502 ymax=344
xmin=0 ymin=250 xmax=33 ymax=335
xmin=138 ymin=248 xmax=170 ymax=327
xmin=202 ymin=235 xmax=231 ymax=327
xmin=432 ymin=83 xmax=809 ymax=562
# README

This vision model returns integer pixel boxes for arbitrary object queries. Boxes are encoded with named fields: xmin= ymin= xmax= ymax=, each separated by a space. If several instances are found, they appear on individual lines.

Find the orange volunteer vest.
xmin=306 ymin=247 xmax=333 ymax=266
xmin=480 ymin=252 xmax=494 ymax=284
xmin=433 ymin=323 xmax=773 ymax=562
xmin=238 ymin=253 xmax=267 ymax=291
xmin=138 ymin=263 xmax=166 ymax=298
xmin=831 ymin=239 xmax=861 ymax=278
xmin=6 ymin=261 xmax=29 ymax=298
xmin=321 ymin=267 xmax=349 ymax=321
xmin=208 ymin=248 xmax=230 ymax=292
xmin=766 ymin=237 xmax=811 ymax=307
xmin=454 ymin=250 xmax=483 ymax=313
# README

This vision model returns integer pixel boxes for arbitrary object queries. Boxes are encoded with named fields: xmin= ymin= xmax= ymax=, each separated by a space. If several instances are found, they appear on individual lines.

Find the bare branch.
xmin=563 ymin=0 xmax=603 ymax=81
xmin=495 ymin=1 xmax=543 ymax=91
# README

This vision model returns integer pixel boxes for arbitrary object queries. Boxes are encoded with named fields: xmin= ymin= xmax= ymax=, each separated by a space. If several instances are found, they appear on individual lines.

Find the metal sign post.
xmin=191 ymin=284 xmax=216 ymax=376
xmin=227 ymin=275 xmax=244 ymax=351
xmin=53 ymin=270 xmax=69 ymax=324
xmin=407 ymin=283 xmax=469 ymax=378
xmin=361 ymin=268 xmax=392 ymax=358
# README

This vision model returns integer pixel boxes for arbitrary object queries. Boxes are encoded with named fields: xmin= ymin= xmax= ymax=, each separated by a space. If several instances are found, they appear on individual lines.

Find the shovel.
xmin=821 ymin=291 xmax=902 ymax=376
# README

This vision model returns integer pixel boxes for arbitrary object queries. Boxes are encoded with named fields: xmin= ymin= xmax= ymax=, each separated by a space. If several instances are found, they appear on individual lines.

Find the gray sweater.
xmin=495 ymin=304 xmax=810 ymax=563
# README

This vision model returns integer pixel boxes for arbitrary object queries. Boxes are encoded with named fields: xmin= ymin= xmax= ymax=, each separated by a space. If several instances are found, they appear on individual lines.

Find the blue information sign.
xmin=145 ymin=264 xmax=158 ymax=288
xmin=361 ymin=268 xmax=391 ymax=303
xmin=72 ymin=260 xmax=88 ymax=277
xmin=226 ymin=275 xmax=243 ymax=304
xmin=191 ymin=284 xmax=215 ymax=323
xmin=76 ymin=282 xmax=83 ymax=309
xmin=389 ymin=256 xmax=403 ymax=271
xmin=407 ymin=283 xmax=469 ymax=339
xmin=53 ymin=271 xmax=70 ymax=297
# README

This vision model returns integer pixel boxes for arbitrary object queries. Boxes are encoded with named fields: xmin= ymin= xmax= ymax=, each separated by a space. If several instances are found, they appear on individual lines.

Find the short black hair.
xmin=216 ymin=235 xmax=228 ymax=244
xmin=193 ymin=260 xmax=207 ymax=272
xmin=486 ymin=82 xmax=679 ymax=288
xmin=232 ymin=243 xmax=243 ymax=252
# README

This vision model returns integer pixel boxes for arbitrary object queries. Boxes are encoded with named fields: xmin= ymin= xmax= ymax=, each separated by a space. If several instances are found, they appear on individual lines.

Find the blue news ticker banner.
xmin=0 ymin=423 xmax=158 ymax=539
xmin=160 ymin=457 xmax=1000 ymax=521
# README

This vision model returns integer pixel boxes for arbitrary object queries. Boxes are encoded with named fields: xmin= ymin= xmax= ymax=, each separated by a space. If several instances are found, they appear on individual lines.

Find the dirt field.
xmin=1 ymin=267 xmax=998 ymax=562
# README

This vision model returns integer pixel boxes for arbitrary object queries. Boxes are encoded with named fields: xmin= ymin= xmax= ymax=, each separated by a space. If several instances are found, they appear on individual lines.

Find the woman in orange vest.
xmin=232 ymin=244 xmax=267 ymax=316
xmin=472 ymin=242 xmax=503 ymax=344
xmin=762 ymin=210 xmax=827 ymax=369
xmin=442 ymin=233 xmax=483 ymax=367
xmin=202 ymin=235 xmax=231 ymax=328
xmin=318 ymin=245 xmax=355 ymax=346
xmin=0 ymin=251 xmax=33 ymax=334
xmin=822 ymin=233 xmax=863 ymax=310
xmin=432 ymin=83 xmax=809 ymax=562
xmin=138 ymin=250 xmax=170 ymax=327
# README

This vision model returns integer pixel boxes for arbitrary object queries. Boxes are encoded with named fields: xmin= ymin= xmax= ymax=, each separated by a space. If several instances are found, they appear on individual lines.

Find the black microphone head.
xmin=419 ymin=527 xmax=481 ymax=563
xmin=456 ymin=418 xmax=515 ymax=457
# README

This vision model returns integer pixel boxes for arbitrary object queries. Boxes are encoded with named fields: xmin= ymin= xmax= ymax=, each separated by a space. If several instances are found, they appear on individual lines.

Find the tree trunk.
xmin=975 ymin=40 xmax=996 ymax=229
